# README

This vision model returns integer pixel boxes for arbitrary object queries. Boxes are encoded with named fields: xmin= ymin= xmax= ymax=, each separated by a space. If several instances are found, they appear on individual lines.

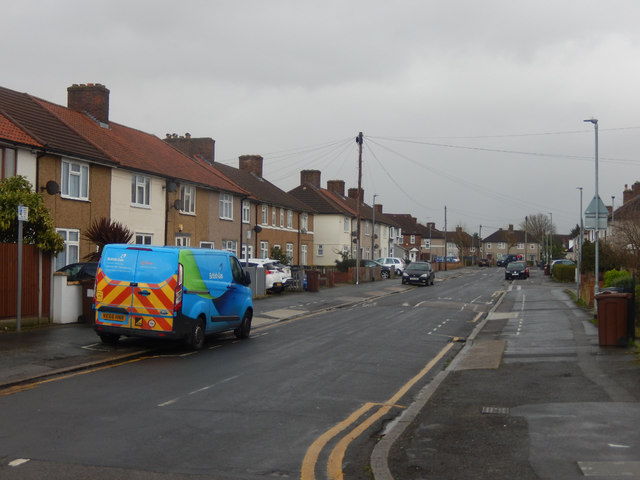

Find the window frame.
xmin=242 ymin=200 xmax=251 ymax=224
xmin=135 ymin=233 xmax=153 ymax=245
xmin=1 ymin=147 xmax=17 ymax=179
xmin=219 ymin=193 xmax=233 ymax=220
xmin=180 ymin=184 xmax=196 ymax=214
xmin=131 ymin=174 xmax=150 ymax=207
xmin=55 ymin=228 xmax=80 ymax=270
xmin=62 ymin=159 xmax=89 ymax=201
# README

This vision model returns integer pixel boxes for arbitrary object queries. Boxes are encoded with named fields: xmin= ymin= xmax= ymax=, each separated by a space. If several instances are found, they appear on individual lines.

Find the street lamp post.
xmin=548 ymin=212 xmax=553 ymax=265
xmin=577 ymin=187 xmax=583 ymax=301
xmin=584 ymin=118 xmax=599 ymax=299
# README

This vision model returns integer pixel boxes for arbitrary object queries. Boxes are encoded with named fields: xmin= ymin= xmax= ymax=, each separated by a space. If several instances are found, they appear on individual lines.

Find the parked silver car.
xmin=375 ymin=257 xmax=405 ymax=275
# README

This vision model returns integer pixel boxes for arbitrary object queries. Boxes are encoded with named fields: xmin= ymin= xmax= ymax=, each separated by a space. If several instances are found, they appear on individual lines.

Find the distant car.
xmin=505 ymin=261 xmax=528 ymax=280
xmin=445 ymin=256 xmax=460 ymax=263
xmin=550 ymin=259 xmax=575 ymax=274
xmin=402 ymin=261 xmax=435 ymax=286
xmin=56 ymin=262 xmax=98 ymax=282
xmin=376 ymin=257 xmax=405 ymax=275
xmin=271 ymin=261 xmax=293 ymax=287
xmin=361 ymin=259 xmax=391 ymax=279
xmin=478 ymin=258 xmax=490 ymax=267
xmin=241 ymin=259 xmax=285 ymax=293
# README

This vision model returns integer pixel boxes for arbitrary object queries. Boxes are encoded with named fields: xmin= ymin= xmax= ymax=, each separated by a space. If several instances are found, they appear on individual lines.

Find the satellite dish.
xmin=45 ymin=180 xmax=60 ymax=195
xmin=173 ymin=199 xmax=184 ymax=210
xmin=253 ymin=225 xmax=263 ymax=233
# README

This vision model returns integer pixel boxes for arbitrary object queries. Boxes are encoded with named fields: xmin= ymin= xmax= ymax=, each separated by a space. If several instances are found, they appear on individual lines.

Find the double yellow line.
xmin=301 ymin=341 xmax=455 ymax=480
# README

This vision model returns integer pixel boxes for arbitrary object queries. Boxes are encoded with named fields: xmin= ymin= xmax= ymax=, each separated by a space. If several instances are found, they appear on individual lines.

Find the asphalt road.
xmin=0 ymin=267 xmax=503 ymax=480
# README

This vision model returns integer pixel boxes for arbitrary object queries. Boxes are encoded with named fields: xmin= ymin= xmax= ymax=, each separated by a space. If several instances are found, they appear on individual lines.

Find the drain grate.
xmin=482 ymin=406 xmax=510 ymax=415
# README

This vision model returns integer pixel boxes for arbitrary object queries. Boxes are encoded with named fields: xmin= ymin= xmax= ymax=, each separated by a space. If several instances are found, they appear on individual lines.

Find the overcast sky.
xmin=4 ymin=1 xmax=640 ymax=235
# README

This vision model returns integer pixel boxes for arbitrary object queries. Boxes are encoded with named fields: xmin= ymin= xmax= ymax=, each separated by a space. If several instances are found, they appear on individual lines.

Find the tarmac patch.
xmin=578 ymin=461 xmax=640 ymax=476
xmin=486 ymin=312 xmax=519 ymax=320
xmin=454 ymin=339 xmax=505 ymax=370
xmin=260 ymin=308 xmax=305 ymax=320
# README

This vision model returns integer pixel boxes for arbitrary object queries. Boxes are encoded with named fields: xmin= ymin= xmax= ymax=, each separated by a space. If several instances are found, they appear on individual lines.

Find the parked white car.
xmin=375 ymin=257 xmax=406 ymax=275
xmin=241 ymin=259 xmax=285 ymax=293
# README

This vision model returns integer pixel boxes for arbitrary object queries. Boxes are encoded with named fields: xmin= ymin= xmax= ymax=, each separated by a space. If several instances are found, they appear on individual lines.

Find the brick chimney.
xmin=508 ymin=224 xmax=514 ymax=231
xmin=327 ymin=180 xmax=345 ymax=196
xmin=348 ymin=188 xmax=364 ymax=202
xmin=67 ymin=83 xmax=110 ymax=125
xmin=301 ymin=170 xmax=321 ymax=188
xmin=623 ymin=182 xmax=640 ymax=204
xmin=164 ymin=134 xmax=215 ymax=164
xmin=239 ymin=155 xmax=263 ymax=177
xmin=375 ymin=204 xmax=383 ymax=214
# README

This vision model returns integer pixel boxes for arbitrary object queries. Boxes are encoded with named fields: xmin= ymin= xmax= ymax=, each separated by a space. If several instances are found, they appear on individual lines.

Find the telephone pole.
xmin=355 ymin=132 xmax=363 ymax=285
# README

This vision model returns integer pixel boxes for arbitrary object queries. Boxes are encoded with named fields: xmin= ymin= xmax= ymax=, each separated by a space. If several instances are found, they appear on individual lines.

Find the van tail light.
xmin=174 ymin=263 xmax=184 ymax=312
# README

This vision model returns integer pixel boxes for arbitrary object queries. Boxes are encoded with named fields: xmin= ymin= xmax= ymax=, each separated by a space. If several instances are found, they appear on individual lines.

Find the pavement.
xmin=1 ymin=268 xmax=639 ymax=479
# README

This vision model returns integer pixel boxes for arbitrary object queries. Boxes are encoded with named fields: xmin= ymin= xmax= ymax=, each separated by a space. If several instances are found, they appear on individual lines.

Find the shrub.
xmin=553 ymin=264 xmax=576 ymax=282
xmin=604 ymin=269 xmax=633 ymax=290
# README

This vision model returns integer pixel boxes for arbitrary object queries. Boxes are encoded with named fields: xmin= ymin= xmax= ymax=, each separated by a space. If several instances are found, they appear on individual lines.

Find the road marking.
xmin=158 ymin=375 xmax=240 ymax=407
xmin=9 ymin=458 xmax=30 ymax=467
xmin=471 ymin=312 xmax=482 ymax=323
xmin=301 ymin=342 xmax=455 ymax=480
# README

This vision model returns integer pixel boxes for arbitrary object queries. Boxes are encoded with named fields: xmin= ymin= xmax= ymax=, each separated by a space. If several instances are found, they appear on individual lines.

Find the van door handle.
xmin=138 ymin=290 xmax=151 ymax=296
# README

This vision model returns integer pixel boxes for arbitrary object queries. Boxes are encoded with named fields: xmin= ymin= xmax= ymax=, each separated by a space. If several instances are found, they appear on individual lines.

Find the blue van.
xmin=94 ymin=245 xmax=253 ymax=349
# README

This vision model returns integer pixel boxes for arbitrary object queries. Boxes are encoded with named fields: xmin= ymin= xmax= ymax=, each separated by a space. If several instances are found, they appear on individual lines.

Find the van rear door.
xmin=95 ymin=246 xmax=179 ymax=333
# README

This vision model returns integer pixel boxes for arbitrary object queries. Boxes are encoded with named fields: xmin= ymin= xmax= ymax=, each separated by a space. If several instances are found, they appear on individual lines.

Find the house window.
xmin=287 ymin=210 xmax=293 ymax=229
xmin=470 ymin=246 xmax=476 ymax=253
xmin=424 ymin=239 xmax=431 ymax=248
xmin=498 ymin=242 xmax=506 ymax=250
xmin=242 ymin=200 xmax=250 ymax=223
xmin=302 ymin=213 xmax=308 ymax=231
xmin=241 ymin=244 xmax=253 ymax=259
xmin=131 ymin=174 xmax=150 ymax=207
xmin=365 ymin=222 xmax=370 ymax=236
xmin=220 ymin=193 xmax=233 ymax=220
xmin=222 ymin=240 xmax=237 ymax=254
xmin=1 ymin=147 xmax=16 ymax=179
xmin=280 ymin=208 xmax=284 ymax=227
xmin=62 ymin=160 xmax=89 ymax=200
xmin=260 ymin=241 xmax=269 ymax=258
xmin=318 ymin=244 xmax=324 ymax=256
xmin=176 ymin=235 xmax=190 ymax=246
xmin=365 ymin=246 xmax=370 ymax=259
xmin=55 ymin=228 xmax=80 ymax=270
xmin=180 ymin=185 xmax=195 ymax=214
xmin=301 ymin=244 xmax=308 ymax=265
xmin=530 ymin=244 xmax=535 ymax=250
xmin=486 ymin=243 xmax=492 ymax=250
xmin=410 ymin=235 xmax=416 ymax=244
xmin=286 ymin=243 xmax=293 ymax=262
xmin=272 ymin=208 xmax=276 ymax=226
xmin=135 ymin=233 xmax=152 ymax=245
xmin=517 ymin=243 xmax=524 ymax=250
xmin=200 ymin=241 xmax=215 ymax=249
xmin=261 ymin=205 xmax=268 ymax=225
xmin=344 ymin=217 xmax=350 ymax=233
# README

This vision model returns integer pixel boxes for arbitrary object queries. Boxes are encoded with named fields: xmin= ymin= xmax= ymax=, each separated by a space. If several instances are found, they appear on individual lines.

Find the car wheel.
xmin=381 ymin=270 xmax=390 ymax=279
xmin=234 ymin=310 xmax=252 ymax=339
xmin=396 ymin=269 xmax=402 ymax=276
xmin=187 ymin=316 xmax=206 ymax=350
xmin=98 ymin=332 xmax=120 ymax=345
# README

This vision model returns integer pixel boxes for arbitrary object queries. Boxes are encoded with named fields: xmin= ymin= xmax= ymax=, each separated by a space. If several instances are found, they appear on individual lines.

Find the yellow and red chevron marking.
xmin=95 ymin=270 xmax=131 ymax=309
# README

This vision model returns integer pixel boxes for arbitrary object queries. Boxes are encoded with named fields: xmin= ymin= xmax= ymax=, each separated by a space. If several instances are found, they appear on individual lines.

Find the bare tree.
xmin=610 ymin=218 xmax=640 ymax=274
xmin=520 ymin=213 xmax=552 ymax=243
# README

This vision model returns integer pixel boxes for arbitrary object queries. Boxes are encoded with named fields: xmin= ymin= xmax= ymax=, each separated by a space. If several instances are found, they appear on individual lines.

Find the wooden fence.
xmin=0 ymin=243 xmax=51 ymax=320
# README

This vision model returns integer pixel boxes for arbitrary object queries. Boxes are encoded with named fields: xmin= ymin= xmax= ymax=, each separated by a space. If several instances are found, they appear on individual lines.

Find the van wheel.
xmin=235 ymin=311 xmax=252 ymax=339
xmin=187 ymin=317 xmax=206 ymax=350
xmin=98 ymin=332 xmax=120 ymax=345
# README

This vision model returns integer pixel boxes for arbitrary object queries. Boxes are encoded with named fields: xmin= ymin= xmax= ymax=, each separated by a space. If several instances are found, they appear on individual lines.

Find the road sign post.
xmin=16 ymin=204 xmax=28 ymax=331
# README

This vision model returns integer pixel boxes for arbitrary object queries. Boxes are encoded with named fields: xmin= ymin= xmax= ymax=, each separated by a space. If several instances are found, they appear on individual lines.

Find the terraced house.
xmin=0 ymin=83 xmax=254 ymax=267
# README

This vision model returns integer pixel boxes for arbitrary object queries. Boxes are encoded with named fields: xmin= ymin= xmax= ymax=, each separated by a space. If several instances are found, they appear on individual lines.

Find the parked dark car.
xmin=550 ymin=259 xmax=575 ymax=275
xmin=402 ymin=261 xmax=435 ymax=286
xmin=56 ymin=262 xmax=98 ymax=282
xmin=478 ymin=258 xmax=490 ymax=267
xmin=361 ymin=259 xmax=391 ymax=279
xmin=505 ymin=261 xmax=529 ymax=280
